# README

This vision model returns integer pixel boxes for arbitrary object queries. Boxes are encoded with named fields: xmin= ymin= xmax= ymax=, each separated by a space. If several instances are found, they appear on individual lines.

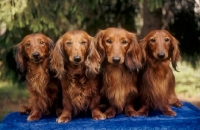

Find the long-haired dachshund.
xmin=95 ymin=27 xmax=142 ymax=118
xmin=50 ymin=30 xmax=106 ymax=123
xmin=137 ymin=30 xmax=182 ymax=116
xmin=14 ymin=33 xmax=62 ymax=121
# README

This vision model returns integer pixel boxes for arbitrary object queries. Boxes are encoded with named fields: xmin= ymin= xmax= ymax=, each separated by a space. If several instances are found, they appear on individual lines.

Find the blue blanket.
xmin=0 ymin=102 xmax=200 ymax=130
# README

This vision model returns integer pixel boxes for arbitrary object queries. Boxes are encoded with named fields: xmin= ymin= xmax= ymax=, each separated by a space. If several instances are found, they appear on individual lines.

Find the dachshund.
xmin=50 ymin=30 xmax=106 ymax=123
xmin=95 ymin=27 xmax=142 ymax=118
xmin=14 ymin=33 xmax=62 ymax=121
xmin=137 ymin=30 xmax=182 ymax=116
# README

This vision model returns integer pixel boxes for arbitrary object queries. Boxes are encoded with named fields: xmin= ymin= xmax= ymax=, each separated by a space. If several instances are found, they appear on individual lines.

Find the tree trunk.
xmin=139 ymin=0 xmax=162 ymax=39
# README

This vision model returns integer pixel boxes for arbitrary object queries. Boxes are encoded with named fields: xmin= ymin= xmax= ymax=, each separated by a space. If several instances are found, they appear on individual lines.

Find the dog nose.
xmin=157 ymin=52 xmax=165 ymax=59
xmin=112 ymin=56 xmax=121 ymax=64
xmin=74 ymin=56 xmax=81 ymax=62
xmin=32 ymin=52 xmax=40 ymax=59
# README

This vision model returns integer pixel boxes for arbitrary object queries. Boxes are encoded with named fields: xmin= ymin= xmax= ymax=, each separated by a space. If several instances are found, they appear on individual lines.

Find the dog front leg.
xmin=125 ymin=94 xmax=137 ymax=117
xmin=56 ymin=94 xmax=72 ymax=123
xmin=137 ymin=105 xmax=149 ymax=116
xmin=162 ymin=105 xmax=176 ymax=116
xmin=90 ymin=95 xmax=106 ymax=120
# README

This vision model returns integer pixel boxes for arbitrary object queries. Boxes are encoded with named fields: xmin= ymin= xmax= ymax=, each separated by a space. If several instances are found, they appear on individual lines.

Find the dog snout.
xmin=74 ymin=56 xmax=81 ymax=62
xmin=112 ymin=56 xmax=121 ymax=64
xmin=157 ymin=52 xmax=165 ymax=59
xmin=32 ymin=52 xmax=40 ymax=59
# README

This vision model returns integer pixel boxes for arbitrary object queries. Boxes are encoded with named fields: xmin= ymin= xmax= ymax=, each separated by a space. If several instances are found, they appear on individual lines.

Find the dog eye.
xmin=150 ymin=38 xmax=156 ymax=43
xmin=40 ymin=41 xmax=44 ymax=44
xmin=122 ymin=40 xmax=127 ymax=44
xmin=66 ymin=42 xmax=72 ymax=45
xmin=106 ymin=39 xmax=112 ymax=44
xmin=81 ymin=41 xmax=87 ymax=45
xmin=25 ymin=42 xmax=30 ymax=47
xmin=165 ymin=37 xmax=170 ymax=42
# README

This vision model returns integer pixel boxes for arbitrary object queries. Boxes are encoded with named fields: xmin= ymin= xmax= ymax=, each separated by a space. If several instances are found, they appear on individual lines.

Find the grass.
xmin=174 ymin=62 xmax=200 ymax=97
xmin=0 ymin=82 xmax=28 ymax=121
xmin=173 ymin=61 xmax=200 ymax=107
xmin=0 ymin=61 xmax=199 ymax=121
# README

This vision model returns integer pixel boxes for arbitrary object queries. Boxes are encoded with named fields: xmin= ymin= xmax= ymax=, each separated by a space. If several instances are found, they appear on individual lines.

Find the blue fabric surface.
xmin=0 ymin=102 xmax=200 ymax=130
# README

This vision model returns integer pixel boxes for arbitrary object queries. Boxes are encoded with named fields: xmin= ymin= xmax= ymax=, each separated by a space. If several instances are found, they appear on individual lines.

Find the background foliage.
xmin=0 ymin=0 xmax=200 ymax=82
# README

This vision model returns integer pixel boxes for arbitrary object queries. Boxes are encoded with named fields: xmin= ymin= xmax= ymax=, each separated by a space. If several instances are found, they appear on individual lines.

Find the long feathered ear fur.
xmin=95 ymin=30 xmax=105 ymax=63
xmin=47 ymin=37 xmax=55 ymax=55
xmin=171 ymin=37 xmax=181 ymax=71
xmin=125 ymin=33 xmax=142 ymax=71
xmin=13 ymin=42 xmax=26 ymax=82
xmin=50 ymin=38 xmax=65 ymax=79
xmin=85 ymin=36 xmax=101 ymax=78
xmin=139 ymin=37 xmax=147 ymax=64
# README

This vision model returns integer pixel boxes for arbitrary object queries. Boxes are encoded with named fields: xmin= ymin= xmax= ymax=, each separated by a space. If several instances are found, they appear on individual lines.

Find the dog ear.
xmin=13 ymin=42 xmax=26 ymax=82
xmin=47 ymin=37 xmax=55 ymax=55
xmin=85 ymin=36 xmax=101 ymax=78
xmin=95 ymin=30 xmax=105 ymax=63
xmin=50 ymin=38 xmax=65 ymax=79
xmin=13 ymin=43 xmax=25 ymax=74
xmin=125 ymin=33 xmax=142 ymax=71
xmin=139 ymin=36 xmax=148 ymax=64
xmin=171 ymin=36 xmax=181 ymax=71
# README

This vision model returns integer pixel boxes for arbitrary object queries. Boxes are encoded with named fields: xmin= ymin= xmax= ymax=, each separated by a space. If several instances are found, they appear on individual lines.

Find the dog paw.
xmin=92 ymin=113 xmax=106 ymax=120
xmin=20 ymin=110 xmax=30 ymax=115
xmin=27 ymin=114 xmax=41 ymax=121
xmin=125 ymin=110 xmax=137 ymax=117
xmin=162 ymin=110 xmax=176 ymax=116
xmin=105 ymin=111 xmax=116 ymax=118
xmin=56 ymin=116 xmax=71 ymax=123
xmin=136 ymin=111 xmax=148 ymax=116
xmin=20 ymin=107 xmax=30 ymax=115
xmin=173 ymin=101 xmax=182 ymax=108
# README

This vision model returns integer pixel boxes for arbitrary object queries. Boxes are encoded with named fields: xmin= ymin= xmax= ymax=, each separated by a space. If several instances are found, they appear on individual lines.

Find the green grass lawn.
xmin=0 ymin=82 xmax=28 ymax=121
xmin=173 ymin=61 xmax=200 ymax=107
xmin=0 ymin=61 xmax=199 ymax=121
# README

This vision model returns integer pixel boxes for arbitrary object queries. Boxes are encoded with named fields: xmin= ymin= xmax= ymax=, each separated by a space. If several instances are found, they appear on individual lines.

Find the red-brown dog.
xmin=14 ymin=33 xmax=62 ymax=121
xmin=50 ymin=30 xmax=105 ymax=123
xmin=95 ymin=27 xmax=142 ymax=118
xmin=137 ymin=30 xmax=182 ymax=116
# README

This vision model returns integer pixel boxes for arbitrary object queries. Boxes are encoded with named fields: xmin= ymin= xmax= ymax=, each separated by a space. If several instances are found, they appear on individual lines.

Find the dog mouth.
xmin=32 ymin=57 xmax=44 ymax=63
xmin=72 ymin=60 xmax=83 ymax=66
xmin=155 ymin=56 xmax=167 ymax=61
xmin=73 ymin=61 xmax=82 ymax=65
